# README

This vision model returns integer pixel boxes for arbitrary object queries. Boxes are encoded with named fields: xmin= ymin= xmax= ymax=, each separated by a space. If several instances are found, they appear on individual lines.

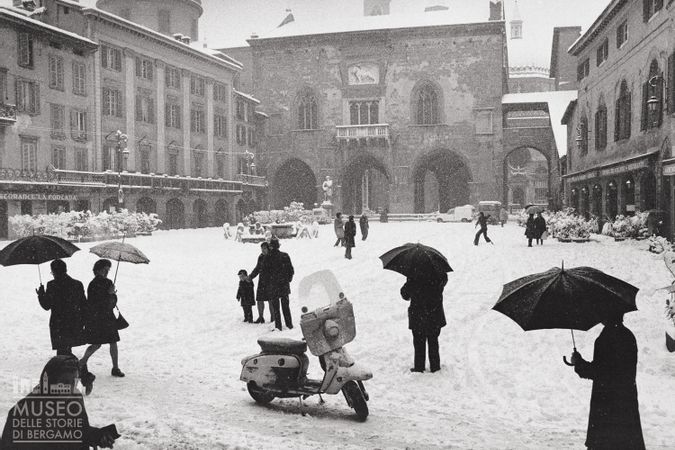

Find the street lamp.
xmin=115 ymin=130 xmax=129 ymax=208
xmin=647 ymin=75 xmax=663 ymax=113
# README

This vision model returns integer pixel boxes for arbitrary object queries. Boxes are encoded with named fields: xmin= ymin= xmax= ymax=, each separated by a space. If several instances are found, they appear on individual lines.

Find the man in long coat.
xmin=36 ymin=259 xmax=86 ymax=356
xmin=571 ymin=313 xmax=645 ymax=450
xmin=359 ymin=213 xmax=369 ymax=240
xmin=333 ymin=212 xmax=345 ymax=247
xmin=344 ymin=215 xmax=357 ymax=259
xmin=266 ymin=238 xmax=295 ymax=330
xmin=400 ymin=272 xmax=448 ymax=372
xmin=249 ymin=242 xmax=273 ymax=323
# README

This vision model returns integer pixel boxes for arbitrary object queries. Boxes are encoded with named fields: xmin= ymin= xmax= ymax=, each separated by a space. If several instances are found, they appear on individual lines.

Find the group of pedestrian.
xmin=524 ymin=212 xmax=547 ymax=247
xmin=333 ymin=212 xmax=369 ymax=259
xmin=35 ymin=258 xmax=125 ymax=397
xmin=238 ymin=238 xmax=295 ymax=330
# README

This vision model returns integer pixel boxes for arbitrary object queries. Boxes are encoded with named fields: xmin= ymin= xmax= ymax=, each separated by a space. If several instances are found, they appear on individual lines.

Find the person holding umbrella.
xmin=570 ymin=312 xmax=645 ymax=450
xmin=525 ymin=213 xmax=536 ymax=247
xmin=35 ymin=259 xmax=86 ymax=356
xmin=380 ymin=243 xmax=452 ymax=373
xmin=80 ymin=259 xmax=124 ymax=379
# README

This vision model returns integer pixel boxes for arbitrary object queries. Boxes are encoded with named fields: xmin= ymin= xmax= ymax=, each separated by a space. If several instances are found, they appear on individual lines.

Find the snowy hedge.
xmin=547 ymin=208 xmax=594 ymax=239
xmin=9 ymin=209 xmax=162 ymax=240
xmin=606 ymin=213 xmax=649 ymax=239
xmin=251 ymin=202 xmax=332 ymax=225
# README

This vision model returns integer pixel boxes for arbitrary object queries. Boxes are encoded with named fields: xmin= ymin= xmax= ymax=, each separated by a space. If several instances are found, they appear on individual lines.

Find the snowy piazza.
xmin=2 ymin=0 xmax=675 ymax=449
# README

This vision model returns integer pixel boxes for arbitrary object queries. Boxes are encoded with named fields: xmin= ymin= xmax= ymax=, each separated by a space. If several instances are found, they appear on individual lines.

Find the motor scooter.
xmin=240 ymin=271 xmax=372 ymax=420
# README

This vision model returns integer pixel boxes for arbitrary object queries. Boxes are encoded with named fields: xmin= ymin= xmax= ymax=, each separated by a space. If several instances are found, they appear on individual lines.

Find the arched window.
xmin=595 ymin=101 xmax=607 ymax=151
xmin=297 ymin=92 xmax=318 ymax=129
xmin=615 ymin=80 xmax=631 ymax=141
xmin=579 ymin=115 xmax=589 ymax=155
xmin=415 ymin=84 xmax=440 ymax=125
xmin=641 ymin=59 xmax=663 ymax=130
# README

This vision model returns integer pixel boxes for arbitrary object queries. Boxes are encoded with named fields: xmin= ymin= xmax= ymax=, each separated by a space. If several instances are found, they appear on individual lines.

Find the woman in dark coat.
xmin=80 ymin=259 xmax=124 ymax=379
xmin=400 ymin=272 xmax=447 ymax=372
xmin=571 ymin=313 xmax=645 ymax=450
xmin=36 ymin=259 xmax=86 ymax=355
xmin=525 ymin=213 xmax=536 ymax=247
xmin=359 ymin=213 xmax=369 ymax=241
xmin=533 ymin=212 xmax=547 ymax=245
xmin=249 ymin=242 xmax=273 ymax=323
xmin=344 ymin=215 xmax=356 ymax=259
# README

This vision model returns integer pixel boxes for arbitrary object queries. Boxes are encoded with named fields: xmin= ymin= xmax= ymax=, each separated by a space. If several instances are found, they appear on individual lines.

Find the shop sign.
xmin=663 ymin=164 xmax=675 ymax=176
xmin=567 ymin=171 xmax=597 ymax=183
xmin=0 ymin=193 xmax=77 ymax=201
xmin=599 ymin=160 xmax=648 ymax=177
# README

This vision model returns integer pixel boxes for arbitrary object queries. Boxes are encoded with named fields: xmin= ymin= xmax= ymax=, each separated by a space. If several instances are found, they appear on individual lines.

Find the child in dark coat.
xmin=237 ymin=269 xmax=255 ymax=323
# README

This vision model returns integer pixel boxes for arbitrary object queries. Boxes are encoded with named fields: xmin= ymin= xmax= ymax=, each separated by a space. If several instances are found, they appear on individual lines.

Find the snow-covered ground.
xmin=1 ymin=222 xmax=675 ymax=449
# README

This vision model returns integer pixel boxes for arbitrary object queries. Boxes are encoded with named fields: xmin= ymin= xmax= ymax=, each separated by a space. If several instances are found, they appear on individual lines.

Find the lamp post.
xmin=115 ymin=130 xmax=129 ymax=209
xmin=647 ymin=75 xmax=663 ymax=113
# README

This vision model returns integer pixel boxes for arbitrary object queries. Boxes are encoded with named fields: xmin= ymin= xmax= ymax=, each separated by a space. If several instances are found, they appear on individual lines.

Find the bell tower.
xmin=96 ymin=0 xmax=204 ymax=40
xmin=364 ymin=0 xmax=391 ymax=16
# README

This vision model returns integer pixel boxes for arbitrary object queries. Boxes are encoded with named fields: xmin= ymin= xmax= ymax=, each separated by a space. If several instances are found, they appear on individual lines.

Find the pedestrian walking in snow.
xmin=266 ymin=238 xmax=294 ymax=330
xmin=525 ymin=213 xmax=536 ymax=247
xmin=570 ymin=312 xmax=645 ymax=450
xmin=234 ymin=223 xmax=245 ymax=243
xmin=334 ymin=212 xmax=345 ymax=247
xmin=359 ymin=213 xmax=369 ymax=241
xmin=35 ymin=259 xmax=86 ymax=356
xmin=249 ymin=242 xmax=274 ymax=323
xmin=223 ymin=222 xmax=232 ymax=239
xmin=310 ymin=219 xmax=320 ymax=238
xmin=80 ymin=259 xmax=125 ymax=384
xmin=473 ymin=212 xmax=492 ymax=245
xmin=400 ymin=272 xmax=447 ymax=373
xmin=499 ymin=207 xmax=509 ymax=227
xmin=237 ymin=269 xmax=255 ymax=323
xmin=534 ymin=212 xmax=547 ymax=245
xmin=344 ymin=215 xmax=357 ymax=259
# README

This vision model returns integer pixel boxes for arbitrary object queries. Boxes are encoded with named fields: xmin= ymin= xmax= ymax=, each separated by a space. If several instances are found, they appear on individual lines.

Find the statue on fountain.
xmin=322 ymin=176 xmax=333 ymax=205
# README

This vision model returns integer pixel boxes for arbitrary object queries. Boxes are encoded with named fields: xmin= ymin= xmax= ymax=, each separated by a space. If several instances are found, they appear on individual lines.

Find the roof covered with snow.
xmin=233 ymin=89 xmax=260 ymax=104
xmin=0 ymin=6 xmax=97 ymax=47
xmin=502 ymin=90 xmax=577 ymax=157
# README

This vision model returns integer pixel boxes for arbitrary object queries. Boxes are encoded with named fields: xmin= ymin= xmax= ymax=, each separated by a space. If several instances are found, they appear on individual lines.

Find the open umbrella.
xmin=525 ymin=205 xmax=543 ymax=215
xmin=0 ymin=235 xmax=80 ymax=283
xmin=379 ymin=243 xmax=452 ymax=279
xmin=493 ymin=264 xmax=638 ymax=364
xmin=89 ymin=241 xmax=149 ymax=284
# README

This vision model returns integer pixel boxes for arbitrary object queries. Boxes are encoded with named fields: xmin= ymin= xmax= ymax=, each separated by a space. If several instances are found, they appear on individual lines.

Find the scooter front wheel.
xmin=247 ymin=382 xmax=275 ymax=405
xmin=342 ymin=381 xmax=368 ymax=421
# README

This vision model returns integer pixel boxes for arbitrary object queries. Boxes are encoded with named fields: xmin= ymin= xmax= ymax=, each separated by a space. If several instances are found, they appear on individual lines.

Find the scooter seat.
xmin=257 ymin=336 xmax=307 ymax=355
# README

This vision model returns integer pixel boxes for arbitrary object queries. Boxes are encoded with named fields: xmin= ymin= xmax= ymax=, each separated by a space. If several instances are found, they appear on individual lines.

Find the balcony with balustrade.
xmin=335 ymin=124 xmax=390 ymax=144
xmin=0 ymin=103 xmax=17 ymax=126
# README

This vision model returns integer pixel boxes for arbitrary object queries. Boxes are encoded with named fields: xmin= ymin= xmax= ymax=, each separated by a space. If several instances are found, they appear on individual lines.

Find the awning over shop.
xmin=564 ymin=149 xmax=659 ymax=184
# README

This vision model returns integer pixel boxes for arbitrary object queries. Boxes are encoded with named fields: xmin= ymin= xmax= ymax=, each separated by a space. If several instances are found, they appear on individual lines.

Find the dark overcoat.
xmin=85 ymin=276 xmax=120 ymax=344
xmin=400 ymin=273 xmax=447 ymax=331
xmin=249 ymin=253 xmax=270 ymax=302
xmin=574 ymin=323 xmax=645 ymax=450
xmin=38 ymin=275 xmax=86 ymax=350
xmin=344 ymin=220 xmax=357 ymax=248
xmin=534 ymin=215 xmax=547 ymax=239
xmin=525 ymin=216 xmax=537 ymax=238
xmin=266 ymin=249 xmax=294 ymax=298
xmin=359 ymin=215 xmax=369 ymax=238
xmin=334 ymin=217 xmax=345 ymax=238
xmin=237 ymin=280 xmax=255 ymax=306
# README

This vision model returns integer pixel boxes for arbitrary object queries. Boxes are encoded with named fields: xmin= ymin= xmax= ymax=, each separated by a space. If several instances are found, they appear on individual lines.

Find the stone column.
xmin=182 ymin=69 xmax=191 ymax=176
xmin=155 ymin=60 xmax=166 ymax=174
xmin=205 ymin=78 xmax=215 ymax=178
xmin=123 ymin=49 xmax=137 ymax=170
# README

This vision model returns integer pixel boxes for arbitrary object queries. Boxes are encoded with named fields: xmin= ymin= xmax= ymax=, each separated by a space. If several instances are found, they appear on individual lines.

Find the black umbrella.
xmin=379 ymin=243 xmax=452 ymax=279
xmin=493 ymin=264 xmax=638 ymax=364
xmin=0 ymin=235 xmax=80 ymax=284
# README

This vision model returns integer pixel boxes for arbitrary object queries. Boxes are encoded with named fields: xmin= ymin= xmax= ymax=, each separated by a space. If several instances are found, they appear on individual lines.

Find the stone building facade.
xmin=236 ymin=10 xmax=509 ymax=214
xmin=0 ymin=0 xmax=266 ymax=238
xmin=562 ymin=0 xmax=674 ymax=237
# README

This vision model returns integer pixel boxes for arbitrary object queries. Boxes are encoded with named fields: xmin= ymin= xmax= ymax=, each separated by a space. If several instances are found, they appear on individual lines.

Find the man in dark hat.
xmin=266 ymin=238 xmax=294 ymax=330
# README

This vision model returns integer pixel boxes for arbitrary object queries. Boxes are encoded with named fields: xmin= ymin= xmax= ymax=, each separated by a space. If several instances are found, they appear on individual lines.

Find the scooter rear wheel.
xmin=247 ymin=382 xmax=275 ymax=405
xmin=342 ymin=381 xmax=368 ymax=421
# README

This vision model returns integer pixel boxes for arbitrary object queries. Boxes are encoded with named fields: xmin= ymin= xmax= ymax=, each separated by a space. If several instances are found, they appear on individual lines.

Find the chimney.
xmin=173 ymin=33 xmax=184 ymax=41
xmin=489 ymin=1 xmax=503 ymax=21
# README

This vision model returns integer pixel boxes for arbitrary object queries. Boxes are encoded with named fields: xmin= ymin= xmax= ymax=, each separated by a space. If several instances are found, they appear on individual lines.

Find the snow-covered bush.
xmin=252 ymin=202 xmax=331 ymax=225
xmin=648 ymin=236 xmax=672 ymax=254
xmin=548 ymin=208 xmax=593 ymax=239
xmin=610 ymin=212 xmax=648 ymax=239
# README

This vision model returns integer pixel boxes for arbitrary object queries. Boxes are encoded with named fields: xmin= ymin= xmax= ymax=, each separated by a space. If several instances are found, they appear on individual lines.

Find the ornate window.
xmin=595 ymin=102 xmax=607 ymax=151
xmin=73 ymin=62 xmax=86 ymax=96
xmin=415 ymin=83 xmax=440 ymax=125
xmin=48 ymin=55 xmax=64 ymax=91
xmin=298 ymin=92 xmax=318 ymax=129
xmin=615 ymin=80 xmax=631 ymax=141
xmin=349 ymin=100 xmax=379 ymax=125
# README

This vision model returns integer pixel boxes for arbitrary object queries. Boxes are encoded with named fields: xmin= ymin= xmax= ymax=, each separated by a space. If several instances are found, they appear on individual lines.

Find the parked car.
xmin=434 ymin=204 xmax=475 ymax=223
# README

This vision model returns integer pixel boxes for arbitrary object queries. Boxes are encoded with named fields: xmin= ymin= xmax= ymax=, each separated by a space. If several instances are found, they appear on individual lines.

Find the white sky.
xmin=27 ymin=0 xmax=612 ymax=68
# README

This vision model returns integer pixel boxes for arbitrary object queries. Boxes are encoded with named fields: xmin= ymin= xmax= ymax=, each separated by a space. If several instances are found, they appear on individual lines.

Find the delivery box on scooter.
xmin=300 ymin=298 xmax=356 ymax=356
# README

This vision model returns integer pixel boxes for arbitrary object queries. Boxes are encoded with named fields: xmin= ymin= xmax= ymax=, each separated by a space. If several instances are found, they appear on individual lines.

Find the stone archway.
xmin=193 ymin=199 xmax=208 ymax=228
xmin=272 ymin=159 xmax=317 ymax=209
xmin=214 ymin=199 xmax=229 ymax=226
xmin=502 ymin=146 xmax=551 ymax=210
xmin=342 ymin=153 xmax=390 ymax=215
xmin=136 ymin=197 xmax=157 ymax=214
xmin=413 ymin=149 xmax=471 ymax=213
xmin=165 ymin=198 xmax=185 ymax=229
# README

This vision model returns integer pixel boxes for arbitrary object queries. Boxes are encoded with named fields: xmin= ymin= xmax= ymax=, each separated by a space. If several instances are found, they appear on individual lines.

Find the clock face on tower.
xmin=347 ymin=63 xmax=379 ymax=85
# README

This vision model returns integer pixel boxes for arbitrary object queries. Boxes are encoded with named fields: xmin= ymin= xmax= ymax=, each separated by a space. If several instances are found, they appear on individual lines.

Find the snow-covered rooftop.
xmin=233 ymin=89 xmax=261 ymax=105
xmin=503 ymin=90 xmax=577 ymax=157
xmin=0 ymin=6 xmax=97 ymax=46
